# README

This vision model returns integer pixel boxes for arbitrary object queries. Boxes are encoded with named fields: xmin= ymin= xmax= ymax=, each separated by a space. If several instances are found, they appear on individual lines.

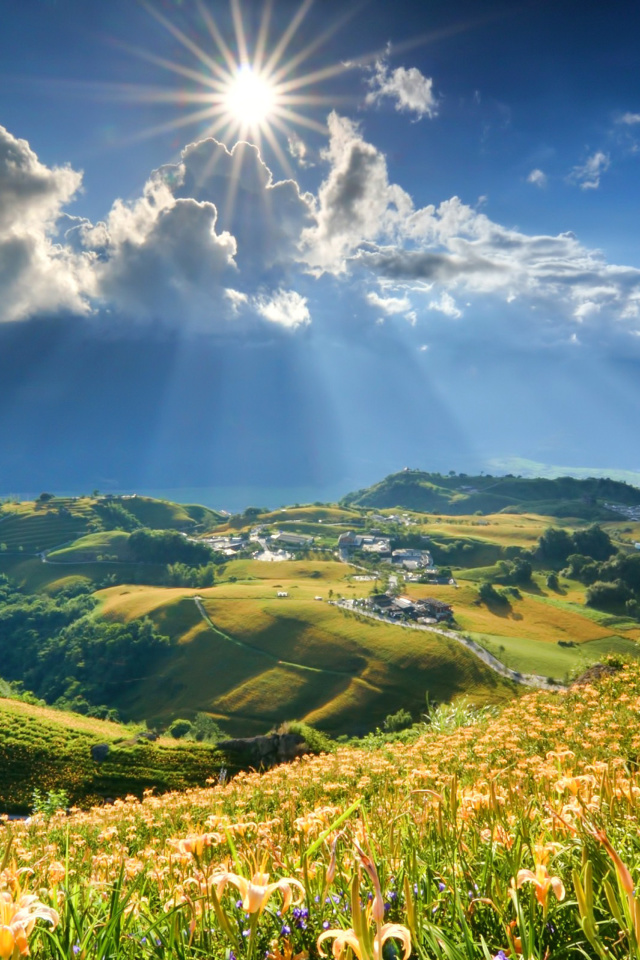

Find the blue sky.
xmin=1 ymin=0 xmax=640 ymax=505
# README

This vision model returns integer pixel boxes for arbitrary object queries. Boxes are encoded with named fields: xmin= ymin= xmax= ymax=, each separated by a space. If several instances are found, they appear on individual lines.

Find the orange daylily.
xmin=216 ymin=870 xmax=304 ymax=916
xmin=0 ymin=893 xmax=59 ymax=960
xmin=317 ymin=923 xmax=411 ymax=960
xmin=516 ymin=863 xmax=565 ymax=912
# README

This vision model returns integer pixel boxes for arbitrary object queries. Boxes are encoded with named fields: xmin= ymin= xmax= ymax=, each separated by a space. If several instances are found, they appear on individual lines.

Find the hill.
xmin=0 ymin=695 xmax=227 ymax=813
xmin=95 ymin=561 xmax=517 ymax=736
xmin=342 ymin=469 xmax=640 ymax=517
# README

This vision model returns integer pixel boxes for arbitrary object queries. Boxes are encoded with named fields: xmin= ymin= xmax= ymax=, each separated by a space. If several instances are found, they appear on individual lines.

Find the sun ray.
xmin=231 ymin=0 xmax=250 ymax=66
xmin=138 ymin=0 xmax=229 ymax=83
xmin=279 ymin=93 xmax=355 ymax=106
xmin=272 ymin=105 xmax=328 ymax=134
xmin=195 ymin=0 xmax=238 ymax=76
xmin=262 ymin=0 xmax=314 ymax=78
xmin=252 ymin=0 xmax=274 ymax=73
xmin=261 ymin=122 xmax=295 ymax=179
xmin=269 ymin=2 xmax=365 ymax=85
xmin=274 ymin=61 xmax=354 ymax=95
xmin=222 ymin=137 xmax=250 ymax=225
xmin=115 ymin=40 xmax=221 ymax=92
xmin=118 ymin=103 xmax=225 ymax=145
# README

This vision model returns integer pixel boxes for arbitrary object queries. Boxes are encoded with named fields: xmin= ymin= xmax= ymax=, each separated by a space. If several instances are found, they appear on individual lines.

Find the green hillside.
xmin=342 ymin=469 xmax=640 ymax=517
xmin=97 ymin=564 xmax=517 ymax=736
xmin=0 ymin=696 xmax=226 ymax=813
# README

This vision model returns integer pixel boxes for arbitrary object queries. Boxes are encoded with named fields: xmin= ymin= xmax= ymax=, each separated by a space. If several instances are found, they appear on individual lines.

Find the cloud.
xmin=302 ymin=112 xmax=412 ymax=273
xmin=287 ymin=134 xmax=314 ymax=168
xmin=2 ymin=119 xmax=640 ymax=353
xmin=0 ymin=125 xmax=93 ymax=322
xmin=365 ymin=291 xmax=412 ymax=314
xmin=527 ymin=168 xmax=547 ymax=187
xmin=79 ymin=137 xmax=315 ymax=326
xmin=428 ymin=291 xmax=462 ymax=318
xmin=569 ymin=151 xmax=610 ymax=190
xmin=618 ymin=112 xmax=640 ymax=125
xmin=366 ymin=58 xmax=438 ymax=120
xmin=254 ymin=288 xmax=310 ymax=328
xmin=91 ymin=176 xmax=238 ymax=324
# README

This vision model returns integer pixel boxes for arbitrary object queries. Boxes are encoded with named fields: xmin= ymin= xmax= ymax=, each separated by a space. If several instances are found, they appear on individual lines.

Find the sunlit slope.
xmin=343 ymin=469 xmax=640 ymax=516
xmin=97 ymin=562 xmax=516 ymax=736
xmin=0 ymin=696 xmax=225 ymax=812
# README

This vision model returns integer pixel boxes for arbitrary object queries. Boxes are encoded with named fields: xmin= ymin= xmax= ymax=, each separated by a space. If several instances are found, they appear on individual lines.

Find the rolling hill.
xmin=341 ymin=469 xmax=640 ymax=517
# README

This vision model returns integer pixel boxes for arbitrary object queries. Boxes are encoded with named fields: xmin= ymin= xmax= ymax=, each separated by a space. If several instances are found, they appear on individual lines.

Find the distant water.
xmin=2 ymin=480 xmax=367 ymax=514
xmin=126 ymin=482 xmax=361 ymax=513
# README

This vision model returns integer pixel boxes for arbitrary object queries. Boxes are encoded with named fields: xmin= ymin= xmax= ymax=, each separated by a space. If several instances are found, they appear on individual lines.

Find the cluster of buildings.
xmin=603 ymin=502 xmax=640 ymax=521
xmin=368 ymin=593 xmax=453 ymax=623
xmin=200 ymin=534 xmax=248 ymax=557
xmin=337 ymin=531 xmax=432 ymax=571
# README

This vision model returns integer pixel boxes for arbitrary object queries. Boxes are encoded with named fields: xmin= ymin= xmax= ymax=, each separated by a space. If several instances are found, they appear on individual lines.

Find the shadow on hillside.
xmin=484 ymin=598 xmax=513 ymax=619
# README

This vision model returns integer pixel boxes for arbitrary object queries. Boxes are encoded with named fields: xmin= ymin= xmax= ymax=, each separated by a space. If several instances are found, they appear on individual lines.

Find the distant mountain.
xmin=341 ymin=470 xmax=640 ymax=518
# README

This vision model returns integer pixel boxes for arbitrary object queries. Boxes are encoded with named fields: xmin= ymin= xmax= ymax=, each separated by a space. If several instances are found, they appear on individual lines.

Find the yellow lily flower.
xmin=0 ymin=892 xmax=59 ymax=960
xmin=516 ymin=864 xmax=565 ymax=911
xmin=216 ymin=871 xmax=304 ymax=916
xmin=317 ymin=923 xmax=411 ymax=960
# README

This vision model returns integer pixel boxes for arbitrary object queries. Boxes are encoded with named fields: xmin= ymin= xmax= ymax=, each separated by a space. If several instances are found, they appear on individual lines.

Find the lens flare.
xmin=224 ymin=65 xmax=277 ymax=129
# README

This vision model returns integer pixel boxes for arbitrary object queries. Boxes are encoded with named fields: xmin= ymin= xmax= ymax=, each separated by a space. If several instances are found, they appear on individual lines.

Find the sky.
xmin=1 ymin=0 xmax=640 ymax=508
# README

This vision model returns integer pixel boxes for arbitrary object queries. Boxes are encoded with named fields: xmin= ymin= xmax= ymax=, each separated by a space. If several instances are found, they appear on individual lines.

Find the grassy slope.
xmin=343 ymin=470 xmax=640 ymax=516
xmin=0 ymin=697 xmax=226 ymax=812
xmin=96 ymin=561 xmax=517 ymax=736
xmin=111 ymin=496 xmax=222 ymax=531
xmin=47 ymin=531 xmax=132 ymax=562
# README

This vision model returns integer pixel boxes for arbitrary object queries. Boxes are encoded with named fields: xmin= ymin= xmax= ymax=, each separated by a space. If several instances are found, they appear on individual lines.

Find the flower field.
xmin=4 ymin=660 xmax=640 ymax=959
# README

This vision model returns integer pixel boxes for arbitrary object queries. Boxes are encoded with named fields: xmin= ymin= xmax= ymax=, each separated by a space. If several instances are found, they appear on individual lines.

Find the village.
xmin=198 ymin=521 xmax=456 ymax=624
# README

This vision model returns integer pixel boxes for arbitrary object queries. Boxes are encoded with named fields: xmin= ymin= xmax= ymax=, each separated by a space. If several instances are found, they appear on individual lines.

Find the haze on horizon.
xmin=1 ymin=0 xmax=640 ymax=504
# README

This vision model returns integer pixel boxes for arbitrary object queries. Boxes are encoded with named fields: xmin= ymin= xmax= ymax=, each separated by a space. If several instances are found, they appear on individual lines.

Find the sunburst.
xmin=114 ymin=0 xmax=361 ymax=175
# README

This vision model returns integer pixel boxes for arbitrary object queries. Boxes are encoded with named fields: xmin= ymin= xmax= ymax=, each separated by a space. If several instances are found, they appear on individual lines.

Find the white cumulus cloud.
xmin=0 ymin=125 xmax=93 ymax=322
xmin=366 ymin=58 xmax=438 ymax=120
xmin=254 ymin=288 xmax=310 ymax=328
xmin=527 ymin=168 xmax=547 ymax=187
xmin=302 ymin=112 xmax=411 ymax=273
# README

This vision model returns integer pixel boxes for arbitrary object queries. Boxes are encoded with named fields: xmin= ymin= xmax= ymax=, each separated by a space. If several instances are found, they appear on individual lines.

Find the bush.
xmin=383 ymin=708 xmax=413 ymax=733
xmin=585 ymin=579 xmax=632 ymax=610
xmin=168 ymin=719 xmax=194 ymax=740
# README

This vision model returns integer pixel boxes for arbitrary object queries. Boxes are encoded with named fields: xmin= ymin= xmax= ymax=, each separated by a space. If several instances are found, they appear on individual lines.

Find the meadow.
xmin=4 ymin=660 xmax=640 ymax=959
xmin=96 ymin=562 xmax=515 ymax=735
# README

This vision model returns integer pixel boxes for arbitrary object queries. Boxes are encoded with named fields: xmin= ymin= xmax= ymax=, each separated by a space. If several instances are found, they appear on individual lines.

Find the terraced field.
xmin=0 ymin=509 xmax=88 ymax=553
xmin=0 ymin=696 xmax=225 ymax=811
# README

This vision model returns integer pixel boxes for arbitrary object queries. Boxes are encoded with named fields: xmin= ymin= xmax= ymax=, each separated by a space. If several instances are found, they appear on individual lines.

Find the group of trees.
xmin=0 ymin=574 xmax=170 ymax=715
xmin=537 ymin=524 xmax=615 ymax=564
xmin=128 ymin=528 xmax=215 ymax=566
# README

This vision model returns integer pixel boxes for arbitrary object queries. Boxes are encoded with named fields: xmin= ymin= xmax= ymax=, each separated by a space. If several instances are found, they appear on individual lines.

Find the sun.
xmin=119 ymin=0 xmax=358 ymax=176
xmin=224 ymin=65 xmax=277 ymax=131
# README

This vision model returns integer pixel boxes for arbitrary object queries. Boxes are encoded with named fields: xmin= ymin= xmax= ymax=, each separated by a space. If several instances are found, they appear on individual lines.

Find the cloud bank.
xmin=1 ymin=115 xmax=640 ymax=352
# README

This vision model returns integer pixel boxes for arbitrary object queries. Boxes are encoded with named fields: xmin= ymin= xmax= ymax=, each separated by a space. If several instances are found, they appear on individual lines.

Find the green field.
xmin=0 ymin=696 xmax=226 ymax=812
xmin=2 ymin=489 xmax=640 ymax=742
xmin=97 ymin=564 xmax=517 ymax=736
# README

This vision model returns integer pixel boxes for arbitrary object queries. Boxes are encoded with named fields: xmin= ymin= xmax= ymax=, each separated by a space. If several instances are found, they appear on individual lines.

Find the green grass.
xmin=98 ymin=578 xmax=517 ymax=737
xmin=0 ymin=697 xmax=227 ymax=812
xmin=469 ymin=630 xmax=639 ymax=680
xmin=110 ymin=496 xmax=222 ymax=531
xmin=47 ymin=531 xmax=132 ymax=562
